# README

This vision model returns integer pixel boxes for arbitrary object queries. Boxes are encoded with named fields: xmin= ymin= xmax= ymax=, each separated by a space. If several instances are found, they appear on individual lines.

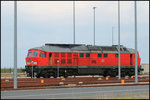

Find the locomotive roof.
xmin=29 ymin=43 xmax=136 ymax=53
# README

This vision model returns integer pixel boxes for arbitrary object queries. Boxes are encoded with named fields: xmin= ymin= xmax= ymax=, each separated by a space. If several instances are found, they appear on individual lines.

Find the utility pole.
xmin=134 ymin=1 xmax=138 ymax=84
xmin=73 ymin=1 xmax=75 ymax=44
xmin=118 ymin=1 xmax=121 ymax=80
xmin=93 ymin=7 xmax=96 ymax=46
xmin=14 ymin=0 xmax=17 ymax=89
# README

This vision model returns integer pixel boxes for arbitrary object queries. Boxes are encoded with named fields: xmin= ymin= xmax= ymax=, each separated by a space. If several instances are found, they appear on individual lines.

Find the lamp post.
xmin=93 ymin=7 xmax=96 ymax=46
xmin=73 ymin=1 xmax=75 ymax=44
xmin=57 ymin=60 xmax=59 ymax=78
xmin=134 ymin=1 xmax=138 ymax=84
xmin=118 ymin=1 xmax=121 ymax=80
xmin=14 ymin=0 xmax=17 ymax=89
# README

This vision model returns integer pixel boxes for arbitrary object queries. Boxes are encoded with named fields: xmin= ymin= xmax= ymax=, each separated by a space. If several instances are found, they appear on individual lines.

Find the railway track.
xmin=1 ymin=76 xmax=149 ymax=91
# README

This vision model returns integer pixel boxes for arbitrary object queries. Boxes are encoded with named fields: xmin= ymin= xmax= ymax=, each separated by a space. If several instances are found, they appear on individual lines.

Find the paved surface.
xmin=1 ymin=85 xmax=149 ymax=99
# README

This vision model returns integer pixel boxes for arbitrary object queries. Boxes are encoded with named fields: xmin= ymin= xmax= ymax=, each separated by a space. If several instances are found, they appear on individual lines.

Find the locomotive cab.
xmin=26 ymin=50 xmax=39 ymax=66
xmin=25 ymin=49 xmax=49 ymax=77
xmin=26 ymin=50 xmax=48 ymax=66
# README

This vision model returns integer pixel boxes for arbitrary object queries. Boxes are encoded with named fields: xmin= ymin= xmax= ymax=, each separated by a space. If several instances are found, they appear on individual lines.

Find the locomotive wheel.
xmin=30 ymin=72 xmax=35 ymax=78
xmin=53 ymin=75 xmax=57 ymax=78
xmin=103 ymin=74 xmax=107 ymax=77
xmin=53 ymin=72 xmax=57 ymax=78
xmin=36 ymin=74 xmax=40 ymax=78
xmin=43 ymin=73 xmax=50 ymax=78
xmin=121 ymin=72 xmax=125 ymax=77
xmin=64 ymin=73 xmax=68 ymax=78
xmin=128 ymin=71 xmax=134 ymax=77
xmin=29 ymin=73 xmax=32 ymax=78
xmin=110 ymin=71 xmax=116 ymax=77
xmin=103 ymin=71 xmax=108 ymax=77
xmin=128 ymin=74 xmax=132 ymax=77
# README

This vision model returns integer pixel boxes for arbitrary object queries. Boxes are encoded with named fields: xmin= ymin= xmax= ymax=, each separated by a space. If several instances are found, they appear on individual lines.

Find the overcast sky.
xmin=1 ymin=1 xmax=149 ymax=68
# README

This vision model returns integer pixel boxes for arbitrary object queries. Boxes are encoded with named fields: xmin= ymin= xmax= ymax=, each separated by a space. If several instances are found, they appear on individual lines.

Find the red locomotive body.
xmin=25 ymin=44 xmax=143 ymax=78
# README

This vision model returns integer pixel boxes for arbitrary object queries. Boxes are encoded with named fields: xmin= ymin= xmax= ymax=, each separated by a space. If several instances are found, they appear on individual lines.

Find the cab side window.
xmin=86 ymin=53 xmax=90 ymax=57
xmin=104 ymin=54 xmax=108 ymax=58
xmin=115 ymin=54 xmax=118 ymax=58
xmin=40 ymin=53 xmax=46 ymax=57
xmin=98 ymin=53 xmax=102 ymax=58
xmin=80 ymin=53 xmax=84 ymax=57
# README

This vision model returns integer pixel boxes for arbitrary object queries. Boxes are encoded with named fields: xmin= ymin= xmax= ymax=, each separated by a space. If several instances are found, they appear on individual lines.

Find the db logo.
xmin=101 ymin=59 xmax=104 ymax=62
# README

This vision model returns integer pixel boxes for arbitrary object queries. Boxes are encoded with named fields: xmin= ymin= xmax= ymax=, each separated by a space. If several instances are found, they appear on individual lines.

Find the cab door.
xmin=130 ymin=54 xmax=133 ymax=65
xmin=49 ymin=53 xmax=53 ymax=65
xmin=73 ymin=53 xmax=78 ymax=66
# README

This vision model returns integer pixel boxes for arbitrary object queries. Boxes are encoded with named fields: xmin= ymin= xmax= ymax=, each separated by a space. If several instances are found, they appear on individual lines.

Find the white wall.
xmin=141 ymin=63 xmax=149 ymax=75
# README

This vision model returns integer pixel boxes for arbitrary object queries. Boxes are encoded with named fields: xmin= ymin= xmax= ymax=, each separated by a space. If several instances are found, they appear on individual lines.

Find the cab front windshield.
xmin=32 ymin=51 xmax=38 ymax=57
xmin=27 ymin=52 xmax=32 ymax=57
xmin=27 ymin=51 xmax=38 ymax=57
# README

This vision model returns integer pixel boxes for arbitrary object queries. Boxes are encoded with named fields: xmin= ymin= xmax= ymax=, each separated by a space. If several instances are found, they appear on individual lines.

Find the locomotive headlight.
xmin=27 ymin=62 xmax=30 ymax=65
xmin=33 ymin=62 xmax=37 ymax=64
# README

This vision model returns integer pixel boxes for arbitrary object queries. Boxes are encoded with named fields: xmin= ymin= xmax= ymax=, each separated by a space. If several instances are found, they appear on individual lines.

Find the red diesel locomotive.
xmin=25 ymin=44 xmax=143 ymax=78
